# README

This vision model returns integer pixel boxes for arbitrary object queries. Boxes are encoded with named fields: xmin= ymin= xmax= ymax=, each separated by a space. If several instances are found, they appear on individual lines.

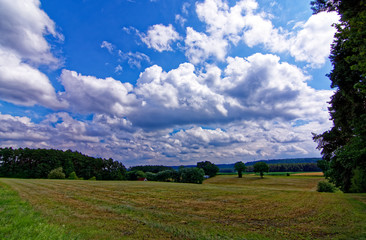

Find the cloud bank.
xmin=0 ymin=0 xmax=338 ymax=165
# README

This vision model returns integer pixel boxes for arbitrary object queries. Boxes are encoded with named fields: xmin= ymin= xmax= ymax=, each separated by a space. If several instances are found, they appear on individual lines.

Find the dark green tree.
xmin=253 ymin=162 xmax=269 ymax=179
xmin=311 ymin=0 xmax=366 ymax=192
xmin=197 ymin=161 xmax=219 ymax=177
xmin=178 ymin=168 xmax=205 ymax=184
xmin=234 ymin=161 xmax=246 ymax=178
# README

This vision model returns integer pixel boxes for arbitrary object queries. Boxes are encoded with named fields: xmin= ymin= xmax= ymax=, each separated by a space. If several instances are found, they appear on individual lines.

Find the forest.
xmin=0 ymin=147 xmax=126 ymax=180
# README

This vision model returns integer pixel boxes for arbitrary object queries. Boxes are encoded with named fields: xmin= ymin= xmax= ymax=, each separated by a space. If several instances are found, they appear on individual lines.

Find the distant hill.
xmin=216 ymin=158 xmax=320 ymax=172
xmin=170 ymin=158 xmax=321 ymax=171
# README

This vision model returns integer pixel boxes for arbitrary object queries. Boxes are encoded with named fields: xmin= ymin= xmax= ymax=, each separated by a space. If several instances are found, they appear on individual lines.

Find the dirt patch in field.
xmin=292 ymin=172 xmax=324 ymax=176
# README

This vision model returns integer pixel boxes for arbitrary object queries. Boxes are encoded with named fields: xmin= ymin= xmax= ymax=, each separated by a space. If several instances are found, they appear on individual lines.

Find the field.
xmin=1 ymin=175 xmax=365 ymax=240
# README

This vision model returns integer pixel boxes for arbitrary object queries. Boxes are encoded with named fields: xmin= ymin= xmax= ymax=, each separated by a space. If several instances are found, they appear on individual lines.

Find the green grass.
xmin=1 ymin=176 xmax=365 ymax=239
xmin=0 ymin=181 xmax=79 ymax=240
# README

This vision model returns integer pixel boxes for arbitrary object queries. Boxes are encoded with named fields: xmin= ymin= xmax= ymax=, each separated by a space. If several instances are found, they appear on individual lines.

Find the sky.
xmin=0 ymin=0 xmax=339 ymax=166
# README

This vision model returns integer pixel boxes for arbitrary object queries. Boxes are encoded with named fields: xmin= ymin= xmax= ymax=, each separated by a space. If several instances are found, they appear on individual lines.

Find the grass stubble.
xmin=0 ymin=175 xmax=365 ymax=240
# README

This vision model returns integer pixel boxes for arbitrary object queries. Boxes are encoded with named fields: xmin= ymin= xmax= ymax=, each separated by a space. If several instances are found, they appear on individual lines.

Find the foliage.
xmin=350 ymin=167 xmax=366 ymax=193
xmin=196 ymin=161 xmax=219 ymax=177
xmin=48 ymin=167 xmax=65 ymax=179
xmin=129 ymin=165 xmax=173 ymax=173
xmin=0 ymin=148 xmax=126 ymax=181
xmin=155 ymin=170 xmax=176 ymax=182
xmin=126 ymin=170 xmax=146 ymax=180
xmin=253 ymin=162 xmax=269 ymax=178
xmin=88 ymin=176 xmax=97 ymax=181
xmin=317 ymin=181 xmax=336 ymax=193
xmin=145 ymin=172 xmax=157 ymax=181
xmin=246 ymin=163 xmax=321 ymax=173
xmin=68 ymin=171 xmax=78 ymax=180
xmin=178 ymin=168 xmax=205 ymax=184
xmin=234 ymin=161 xmax=246 ymax=178
xmin=312 ymin=0 xmax=366 ymax=192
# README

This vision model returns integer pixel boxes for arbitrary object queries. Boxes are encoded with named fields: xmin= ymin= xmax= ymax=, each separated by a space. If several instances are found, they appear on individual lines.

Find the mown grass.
xmin=0 ymin=181 xmax=79 ymax=240
xmin=1 ymin=175 xmax=365 ymax=240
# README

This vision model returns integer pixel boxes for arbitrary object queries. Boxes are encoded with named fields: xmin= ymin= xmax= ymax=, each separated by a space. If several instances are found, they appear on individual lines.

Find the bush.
xmin=88 ymin=176 xmax=97 ymax=181
xmin=317 ymin=181 xmax=336 ymax=193
xmin=48 ymin=167 xmax=65 ymax=179
xmin=68 ymin=171 xmax=78 ymax=180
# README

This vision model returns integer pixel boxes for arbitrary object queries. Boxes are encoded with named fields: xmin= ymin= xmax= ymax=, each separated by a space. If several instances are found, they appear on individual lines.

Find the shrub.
xmin=68 ymin=171 xmax=78 ymax=180
xmin=88 ymin=176 xmax=97 ymax=181
xmin=48 ymin=167 xmax=65 ymax=179
xmin=317 ymin=181 xmax=336 ymax=193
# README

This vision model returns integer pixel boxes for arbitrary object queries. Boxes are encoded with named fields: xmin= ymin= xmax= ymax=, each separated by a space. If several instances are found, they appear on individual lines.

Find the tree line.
xmin=0 ymin=148 xmax=126 ymax=180
xmin=246 ymin=163 xmax=321 ymax=173
xmin=219 ymin=162 xmax=321 ymax=173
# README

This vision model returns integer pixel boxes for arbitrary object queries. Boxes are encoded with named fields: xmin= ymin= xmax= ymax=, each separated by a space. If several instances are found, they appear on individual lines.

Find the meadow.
xmin=0 ymin=175 xmax=365 ymax=240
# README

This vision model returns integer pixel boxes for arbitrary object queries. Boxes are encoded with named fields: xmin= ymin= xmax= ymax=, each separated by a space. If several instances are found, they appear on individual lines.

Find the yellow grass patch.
xmin=292 ymin=172 xmax=324 ymax=176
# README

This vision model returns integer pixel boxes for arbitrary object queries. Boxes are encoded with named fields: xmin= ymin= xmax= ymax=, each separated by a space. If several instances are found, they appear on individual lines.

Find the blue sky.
xmin=0 ymin=0 xmax=339 ymax=166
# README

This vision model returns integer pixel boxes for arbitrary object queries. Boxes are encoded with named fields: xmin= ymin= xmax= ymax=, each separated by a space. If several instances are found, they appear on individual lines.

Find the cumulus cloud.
xmin=0 ymin=49 xmax=66 ymax=108
xmin=289 ymin=12 xmax=339 ymax=67
xmin=188 ymin=0 xmax=338 ymax=66
xmin=57 ymin=53 xmax=331 ymax=130
xmin=185 ymin=27 xmax=228 ymax=64
xmin=0 ymin=0 xmax=62 ymax=66
xmin=0 ymin=0 xmax=64 ymax=108
xmin=221 ymin=53 xmax=333 ymax=121
xmin=140 ymin=24 xmax=181 ymax=52
xmin=59 ymin=70 xmax=139 ymax=116
xmin=132 ymin=63 xmax=229 ymax=128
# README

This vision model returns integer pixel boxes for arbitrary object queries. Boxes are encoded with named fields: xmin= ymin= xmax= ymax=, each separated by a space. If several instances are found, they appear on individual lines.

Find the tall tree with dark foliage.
xmin=312 ymin=0 xmax=366 ymax=192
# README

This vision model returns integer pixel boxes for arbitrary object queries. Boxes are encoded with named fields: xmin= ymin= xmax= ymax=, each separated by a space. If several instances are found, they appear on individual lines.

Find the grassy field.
xmin=1 ymin=175 xmax=365 ymax=240
xmin=0 ymin=181 xmax=78 ymax=240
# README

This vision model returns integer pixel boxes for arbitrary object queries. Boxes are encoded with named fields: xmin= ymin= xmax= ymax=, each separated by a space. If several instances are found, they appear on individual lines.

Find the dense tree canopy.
xmin=0 ymin=148 xmax=126 ymax=180
xmin=197 ymin=161 xmax=219 ymax=177
xmin=311 ymin=0 xmax=366 ymax=192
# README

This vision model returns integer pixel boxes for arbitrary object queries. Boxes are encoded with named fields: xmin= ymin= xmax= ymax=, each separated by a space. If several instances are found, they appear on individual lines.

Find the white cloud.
xmin=175 ymin=14 xmax=186 ymax=27
xmin=0 ymin=0 xmax=62 ymax=66
xmin=0 ymin=0 xmax=65 ymax=109
xmin=0 ymin=49 xmax=66 ymax=108
xmin=190 ymin=0 xmax=338 ymax=67
xmin=118 ymin=50 xmax=150 ymax=69
xmin=59 ymin=70 xmax=138 ymax=116
xmin=101 ymin=41 xmax=114 ymax=54
xmin=184 ymin=27 xmax=228 ymax=64
xmin=289 ymin=12 xmax=339 ymax=67
xmin=221 ymin=53 xmax=333 ymax=121
xmin=140 ymin=24 xmax=181 ymax=52
xmin=115 ymin=64 xmax=123 ymax=73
